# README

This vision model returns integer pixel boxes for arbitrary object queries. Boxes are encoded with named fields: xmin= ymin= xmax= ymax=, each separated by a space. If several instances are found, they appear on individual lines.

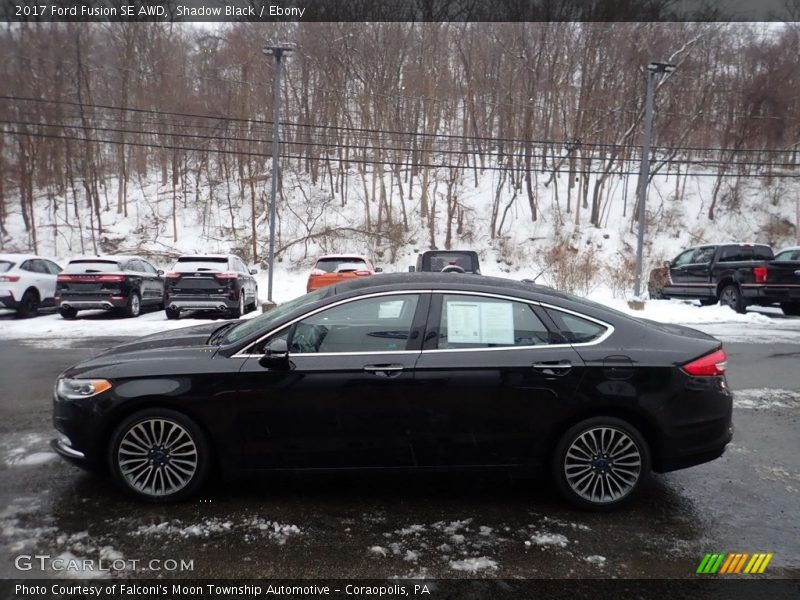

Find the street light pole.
xmin=633 ymin=61 xmax=675 ymax=298
xmin=263 ymin=44 xmax=293 ymax=304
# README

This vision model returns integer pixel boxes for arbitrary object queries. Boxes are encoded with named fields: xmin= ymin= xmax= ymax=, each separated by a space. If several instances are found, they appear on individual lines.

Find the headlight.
xmin=56 ymin=378 xmax=112 ymax=400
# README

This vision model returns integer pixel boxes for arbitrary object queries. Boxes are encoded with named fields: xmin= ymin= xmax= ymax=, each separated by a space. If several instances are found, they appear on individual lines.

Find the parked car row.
xmin=648 ymin=242 xmax=800 ymax=315
xmin=0 ymin=252 xmax=259 ymax=320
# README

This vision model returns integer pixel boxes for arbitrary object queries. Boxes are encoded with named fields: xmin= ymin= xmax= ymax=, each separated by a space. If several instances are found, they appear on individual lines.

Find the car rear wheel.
xmin=165 ymin=307 xmax=180 ymax=320
xmin=59 ymin=306 xmax=78 ymax=320
xmin=109 ymin=409 xmax=210 ymax=503
xmin=719 ymin=284 xmax=745 ymax=313
xmin=553 ymin=417 xmax=649 ymax=511
xmin=229 ymin=292 xmax=244 ymax=319
xmin=123 ymin=292 xmax=141 ymax=318
xmin=781 ymin=303 xmax=800 ymax=316
xmin=17 ymin=289 xmax=40 ymax=318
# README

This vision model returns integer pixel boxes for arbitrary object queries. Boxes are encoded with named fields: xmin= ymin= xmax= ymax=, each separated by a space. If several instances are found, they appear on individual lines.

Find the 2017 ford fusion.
xmin=52 ymin=273 xmax=732 ymax=509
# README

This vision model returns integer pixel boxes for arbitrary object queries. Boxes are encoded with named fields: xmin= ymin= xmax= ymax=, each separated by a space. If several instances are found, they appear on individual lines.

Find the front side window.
xmin=289 ymin=294 xmax=420 ymax=354
xmin=43 ymin=260 xmax=62 ymax=274
xmin=672 ymin=248 xmax=697 ymax=267
xmin=437 ymin=294 xmax=550 ymax=349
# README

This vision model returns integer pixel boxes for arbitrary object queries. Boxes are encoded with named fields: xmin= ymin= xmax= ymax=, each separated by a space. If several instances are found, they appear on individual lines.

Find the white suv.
xmin=0 ymin=253 xmax=63 ymax=317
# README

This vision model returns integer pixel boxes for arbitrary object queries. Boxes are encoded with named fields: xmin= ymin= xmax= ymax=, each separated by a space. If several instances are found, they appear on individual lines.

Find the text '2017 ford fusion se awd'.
xmin=52 ymin=273 xmax=733 ymax=510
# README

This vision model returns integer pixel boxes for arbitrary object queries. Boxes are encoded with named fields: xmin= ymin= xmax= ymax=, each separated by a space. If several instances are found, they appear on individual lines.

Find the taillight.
xmin=308 ymin=269 xmax=325 ymax=277
xmin=98 ymin=274 xmax=127 ymax=283
xmin=214 ymin=272 xmax=238 ymax=281
xmin=0 ymin=275 xmax=20 ymax=282
xmin=681 ymin=349 xmax=728 ymax=377
xmin=166 ymin=272 xmax=182 ymax=280
xmin=354 ymin=270 xmax=372 ymax=277
xmin=753 ymin=266 xmax=768 ymax=284
xmin=57 ymin=274 xmax=73 ymax=282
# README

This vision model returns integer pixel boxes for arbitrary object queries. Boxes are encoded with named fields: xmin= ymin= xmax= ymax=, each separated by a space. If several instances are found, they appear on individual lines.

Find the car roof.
xmin=776 ymin=246 xmax=800 ymax=252
xmin=68 ymin=255 xmax=145 ymax=263
xmin=331 ymin=272 xmax=566 ymax=301
xmin=177 ymin=254 xmax=232 ymax=259
xmin=316 ymin=254 xmax=370 ymax=260
xmin=0 ymin=253 xmax=41 ymax=261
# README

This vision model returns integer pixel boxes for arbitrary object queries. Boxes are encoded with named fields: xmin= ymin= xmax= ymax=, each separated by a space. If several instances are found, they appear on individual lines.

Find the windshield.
xmin=314 ymin=257 xmax=367 ymax=273
xmin=174 ymin=257 xmax=229 ymax=272
xmin=223 ymin=288 xmax=330 ymax=345
xmin=0 ymin=261 xmax=13 ymax=273
xmin=65 ymin=260 xmax=121 ymax=273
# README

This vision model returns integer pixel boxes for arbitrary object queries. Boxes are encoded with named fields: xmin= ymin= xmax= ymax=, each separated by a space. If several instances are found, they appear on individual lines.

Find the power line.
xmin=4 ymin=117 xmax=799 ymax=171
xmin=3 ymin=95 xmax=798 ymax=157
xmin=3 ymin=128 xmax=798 ymax=179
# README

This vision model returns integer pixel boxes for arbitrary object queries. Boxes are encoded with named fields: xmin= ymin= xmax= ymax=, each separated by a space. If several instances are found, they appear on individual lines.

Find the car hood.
xmin=61 ymin=322 xmax=230 ymax=379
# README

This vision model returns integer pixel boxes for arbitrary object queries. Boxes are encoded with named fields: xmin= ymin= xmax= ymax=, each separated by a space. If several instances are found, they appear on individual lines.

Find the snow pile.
xmin=131 ymin=519 xmax=233 ymax=539
xmin=585 ymin=555 xmax=607 ymax=566
xmin=131 ymin=516 xmax=301 ymax=545
xmin=526 ymin=532 xmax=569 ymax=548
xmin=448 ymin=557 xmax=498 ymax=573
xmin=733 ymin=389 xmax=800 ymax=410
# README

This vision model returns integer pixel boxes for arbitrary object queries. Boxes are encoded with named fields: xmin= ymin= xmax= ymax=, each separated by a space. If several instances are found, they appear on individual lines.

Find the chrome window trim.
xmin=232 ymin=290 xmax=429 ymax=358
xmin=231 ymin=288 xmax=614 ymax=358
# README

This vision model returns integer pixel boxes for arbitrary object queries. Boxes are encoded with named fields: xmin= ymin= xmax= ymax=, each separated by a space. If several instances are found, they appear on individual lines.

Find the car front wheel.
xmin=553 ymin=417 xmax=650 ymax=511
xmin=109 ymin=409 xmax=210 ymax=502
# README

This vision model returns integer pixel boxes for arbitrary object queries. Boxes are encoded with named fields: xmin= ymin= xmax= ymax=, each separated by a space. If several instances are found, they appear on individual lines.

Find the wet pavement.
xmin=0 ymin=337 xmax=798 ymax=579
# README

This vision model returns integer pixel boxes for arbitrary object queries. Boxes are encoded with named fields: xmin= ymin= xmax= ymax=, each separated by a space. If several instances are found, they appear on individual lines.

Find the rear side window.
xmin=427 ymin=253 xmax=476 ymax=272
xmin=174 ymin=257 xmax=229 ymax=272
xmin=544 ymin=308 xmax=608 ymax=344
xmin=753 ymin=246 xmax=774 ymax=260
xmin=314 ymin=257 xmax=367 ymax=273
xmin=774 ymin=249 xmax=800 ymax=262
xmin=691 ymin=247 xmax=716 ymax=264
xmin=437 ymin=294 xmax=551 ymax=349
xmin=0 ymin=261 xmax=13 ymax=272
xmin=65 ymin=260 xmax=121 ymax=273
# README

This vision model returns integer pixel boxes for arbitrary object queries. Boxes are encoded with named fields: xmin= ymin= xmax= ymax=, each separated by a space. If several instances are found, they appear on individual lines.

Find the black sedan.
xmin=52 ymin=273 xmax=733 ymax=509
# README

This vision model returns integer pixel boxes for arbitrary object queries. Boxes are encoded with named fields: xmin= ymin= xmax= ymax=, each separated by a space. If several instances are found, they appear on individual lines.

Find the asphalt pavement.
xmin=0 ymin=335 xmax=798 ymax=579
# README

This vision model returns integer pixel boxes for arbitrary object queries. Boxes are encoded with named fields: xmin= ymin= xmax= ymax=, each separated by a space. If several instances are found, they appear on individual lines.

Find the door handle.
xmin=364 ymin=364 xmax=404 ymax=377
xmin=532 ymin=361 xmax=572 ymax=376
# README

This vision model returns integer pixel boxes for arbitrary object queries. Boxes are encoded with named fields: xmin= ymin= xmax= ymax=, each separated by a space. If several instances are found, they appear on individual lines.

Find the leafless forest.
xmin=1 ymin=22 xmax=798 ymax=261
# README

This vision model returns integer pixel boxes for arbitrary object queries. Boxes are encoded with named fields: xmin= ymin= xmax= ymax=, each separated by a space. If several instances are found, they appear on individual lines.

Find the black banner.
xmin=2 ymin=580 xmax=800 ymax=600
xmin=0 ymin=0 xmax=797 ymax=22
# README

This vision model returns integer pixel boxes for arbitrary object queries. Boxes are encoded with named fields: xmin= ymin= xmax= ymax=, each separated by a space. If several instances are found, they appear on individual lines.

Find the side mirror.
xmin=258 ymin=338 xmax=290 ymax=369
xmin=250 ymin=268 xmax=258 ymax=275
xmin=375 ymin=267 xmax=383 ymax=273
xmin=408 ymin=266 xmax=416 ymax=272
xmin=157 ymin=269 xmax=165 ymax=276
xmin=664 ymin=260 xmax=672 ymax=269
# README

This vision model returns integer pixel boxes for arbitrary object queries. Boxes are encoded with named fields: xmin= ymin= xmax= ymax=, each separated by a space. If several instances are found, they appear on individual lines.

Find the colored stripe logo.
xmin=696 ymin=553 xmax=773 ymax=574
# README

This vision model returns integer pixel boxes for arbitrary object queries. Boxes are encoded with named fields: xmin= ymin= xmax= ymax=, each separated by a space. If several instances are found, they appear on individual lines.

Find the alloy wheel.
xmin=563 ymin=426 xmax=642 ymax=504
xmin=117 ymin=418 xmax=198 ymax=497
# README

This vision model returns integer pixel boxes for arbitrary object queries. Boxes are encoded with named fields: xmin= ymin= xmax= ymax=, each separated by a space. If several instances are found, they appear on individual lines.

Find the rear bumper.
xmin=167 ymin=295 xmax=237 ymax=312
xmin=741 ymin=285 xmax=800 ymax=302
xmin=0 ymin=291 xmax=18 ymax=309
xmin=59 ymin=295 xmax=127 ymax=310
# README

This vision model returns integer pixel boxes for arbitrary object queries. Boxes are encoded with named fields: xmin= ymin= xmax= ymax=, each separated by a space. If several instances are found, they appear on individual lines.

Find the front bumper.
xmin=59 ymin=295 xmax=127 ymax=310
xmin=167 ymin=295 xmax=237 ymax=312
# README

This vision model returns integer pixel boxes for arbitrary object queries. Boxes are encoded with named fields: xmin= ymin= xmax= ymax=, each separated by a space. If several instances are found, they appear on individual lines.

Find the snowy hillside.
xmin=2 ymin=163 xmax=798 ymax=303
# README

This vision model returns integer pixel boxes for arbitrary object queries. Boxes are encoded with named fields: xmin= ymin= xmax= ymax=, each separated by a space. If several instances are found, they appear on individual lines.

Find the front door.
xmin=410 ymin=293 xmax=585 ymax=467
xmin=234 ymin=292 xmax=429 ymax=469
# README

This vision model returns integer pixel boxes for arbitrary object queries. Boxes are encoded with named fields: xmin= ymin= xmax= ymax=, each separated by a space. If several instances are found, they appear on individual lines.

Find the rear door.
xmin=411 ymin=292 xmax=585 ymax=466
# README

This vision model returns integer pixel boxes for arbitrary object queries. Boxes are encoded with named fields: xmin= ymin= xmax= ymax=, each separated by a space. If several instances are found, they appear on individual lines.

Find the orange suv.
xmin=306 ymin=255 xmax=380 ymax=292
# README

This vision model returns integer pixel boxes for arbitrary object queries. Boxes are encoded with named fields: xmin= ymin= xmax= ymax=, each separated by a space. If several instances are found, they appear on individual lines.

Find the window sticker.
xmin=446 ymin=300 xmax=514 ymax=345
xmin=446 ymin=301 xmax=482 ymax=343
xmin=378 ymin=300 xmax=405 ymax=319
